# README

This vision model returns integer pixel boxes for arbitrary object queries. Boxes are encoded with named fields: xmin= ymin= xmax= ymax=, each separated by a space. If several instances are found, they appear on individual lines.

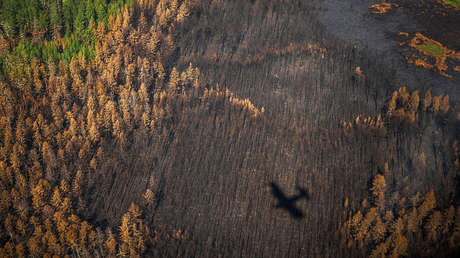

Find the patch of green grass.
xmin=442 ymin=0 xmax=460 ymax=8
xmin=418 ymin=43 xmax=445 ymax=57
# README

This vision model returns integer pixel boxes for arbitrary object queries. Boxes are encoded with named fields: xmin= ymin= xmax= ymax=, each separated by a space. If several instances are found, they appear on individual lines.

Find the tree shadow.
xmin=268 ymin=182 xmax=309 ymax=220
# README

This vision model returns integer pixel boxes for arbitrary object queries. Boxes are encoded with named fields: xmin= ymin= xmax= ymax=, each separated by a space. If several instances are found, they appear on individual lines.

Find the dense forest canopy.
xmin=0 ymin=0 xmax=130 ymax=80
xmin=0 ymin=0 xmax=459 ymax=257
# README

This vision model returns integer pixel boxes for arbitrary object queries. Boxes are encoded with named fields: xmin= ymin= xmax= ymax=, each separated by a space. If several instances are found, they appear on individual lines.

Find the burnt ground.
xmin=122 ymin=1 xmax=458 ymax=257
xmin=312 ymin=0 xmax=460 ymax=102
xmin=401 ymin=0 xmax=460 ymax=50
xmin=82 ymin=1 xmax=459 ymax=257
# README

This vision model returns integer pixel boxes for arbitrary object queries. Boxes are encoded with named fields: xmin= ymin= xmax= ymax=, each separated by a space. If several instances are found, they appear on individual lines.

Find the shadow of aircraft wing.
xmin=269 ymin=182 xmax=288 ymax=203
xmin=289 ymin=186 xmax=310 ymax=202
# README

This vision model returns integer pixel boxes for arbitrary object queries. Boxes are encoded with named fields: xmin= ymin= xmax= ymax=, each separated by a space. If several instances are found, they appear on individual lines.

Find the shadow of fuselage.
xmin=269 ymin=182 xmax=309 ymax=219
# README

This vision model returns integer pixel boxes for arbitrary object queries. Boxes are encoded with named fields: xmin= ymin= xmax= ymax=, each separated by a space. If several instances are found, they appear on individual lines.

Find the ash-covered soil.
xmin=312 ymin=0 xmax=460 ymax=101
xmin=84 ymin=1 xmax=459 ymax=257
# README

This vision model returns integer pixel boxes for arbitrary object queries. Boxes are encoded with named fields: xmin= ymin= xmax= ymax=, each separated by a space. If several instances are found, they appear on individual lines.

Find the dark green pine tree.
xmin=49 ymin=0 xmax=63 ymax=38
xmin=0 ymin=0 xmax=19 ymax=38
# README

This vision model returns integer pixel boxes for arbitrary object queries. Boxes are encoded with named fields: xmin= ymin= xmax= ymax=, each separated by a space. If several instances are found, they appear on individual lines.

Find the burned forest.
xmin=0 ymin=0 xmax=459 ymax=257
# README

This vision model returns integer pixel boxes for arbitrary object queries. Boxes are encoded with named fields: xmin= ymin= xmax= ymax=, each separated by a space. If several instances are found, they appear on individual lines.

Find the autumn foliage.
xmin=0 ymin=0 xmax=459 ymax=257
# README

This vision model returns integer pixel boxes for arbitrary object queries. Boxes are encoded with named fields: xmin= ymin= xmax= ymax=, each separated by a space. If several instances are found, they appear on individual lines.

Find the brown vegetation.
xmin=369 ymin=1 xmax=397 ymax=15
xmin=343 ymin=172 xmax=460 ymax=257
xmin=401 ymin=32 xmax=460 ymax=77
xmin=0 ymin=0 xmax=458 ymax=257
xmin=0 ymin=0 xmax=201 ymax=256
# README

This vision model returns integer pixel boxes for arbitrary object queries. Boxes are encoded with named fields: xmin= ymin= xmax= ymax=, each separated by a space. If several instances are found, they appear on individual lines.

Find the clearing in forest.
xmin=441 ymin=0 xmax=460 ymax=8
xmin=400 ymin=32 xmax=460 ymax=78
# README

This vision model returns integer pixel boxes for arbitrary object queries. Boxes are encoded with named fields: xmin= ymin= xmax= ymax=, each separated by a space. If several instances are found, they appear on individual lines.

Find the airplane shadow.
xmin=268 ymin=182 xmax=310 ymax=220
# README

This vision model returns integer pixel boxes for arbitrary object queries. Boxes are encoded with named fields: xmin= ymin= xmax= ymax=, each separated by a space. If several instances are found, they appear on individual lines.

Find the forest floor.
xmin=312 ymin=0 xmax=460 ymax=101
